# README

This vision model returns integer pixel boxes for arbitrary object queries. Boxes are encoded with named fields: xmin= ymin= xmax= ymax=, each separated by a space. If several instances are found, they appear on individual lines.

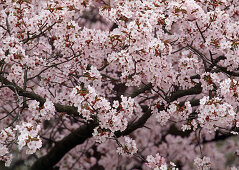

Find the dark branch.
xmin=30 ymin=121 xmax=98 ymax=170
xmin=169 ymin=83 xmax=202 ymax=102
xmin=115 ymin=105 xmax=152 ymax=137
xmin=0 ymin=75 xmax=79 ymax=117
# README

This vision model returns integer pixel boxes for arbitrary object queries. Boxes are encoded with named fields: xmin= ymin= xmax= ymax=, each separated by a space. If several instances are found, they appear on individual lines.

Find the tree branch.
xmin=0 ymin=75 xmax=79 ymax=117
xmin=30 ymin=121 xmax=98 ymax=170
xmin=169 ymin=83 xmax=202 ymax=102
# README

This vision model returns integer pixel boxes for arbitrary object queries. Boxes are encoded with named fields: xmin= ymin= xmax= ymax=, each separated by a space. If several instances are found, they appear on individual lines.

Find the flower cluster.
xmin=154 ymin=101 xmax=192 ymax=126
xmin=177 ymin=52 xmax=202 ymax=89
xmin=181 ymin=119 xmax=198 ymax=131
xmin=0 ymin=127 xmax=15 ymax=143
xmin=0 ymin=127 xmax=15 ymax=167
xmin=116 ymin=136 xmax=138 ymax=156
xmin=71 ymin=85 xmax=140 ymax=142
xmin=92 ymin=127 xmax=113 ymax=143
xmin=146 ymin=153 xmax=168 ymax=170
xmin=197 ymin=96 xmax=236 ymax=131
xmin=219 ymin=78 xmax=239 ymax=107
xmin=155 ymin=110 xmax=171 ymax=126
xmin=28 ymin=99 xmax=55 ymax=122
xmin=0 ymin=144 xmax=12 ymax=167
xmin=200 ymin=72 xmax=220 ymax=92
xmin=194 ymin=156 xmax=211 ymax=170
xmin=15 ymin=123 xmax=42 ymax=154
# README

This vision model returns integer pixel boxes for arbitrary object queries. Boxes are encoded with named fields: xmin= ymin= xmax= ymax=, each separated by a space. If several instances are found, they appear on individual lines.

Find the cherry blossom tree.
xmin=1 ymin=0 xmax=239 ymax=169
